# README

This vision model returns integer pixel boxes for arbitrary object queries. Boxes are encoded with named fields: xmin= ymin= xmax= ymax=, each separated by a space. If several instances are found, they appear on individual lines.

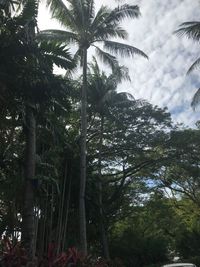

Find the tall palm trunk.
xmin=62 ymin=165 xmax=72 ymax=251
xmin=79 ymin=47 xmax=88 ymax=255
xmin=98 ymin=116 xmax=110 ymax=259
xmin=21 ymin=103 xmax=36 ymax=260
xmin=57 ymin=160 xmax=68 ymax=254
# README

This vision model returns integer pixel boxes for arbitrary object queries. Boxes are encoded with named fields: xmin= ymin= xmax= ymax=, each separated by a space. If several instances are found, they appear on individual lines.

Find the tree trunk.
xmin=79 ymin=47 xmax=88 ymax=255
xmin=21 ymin=103 xmax=36 ymax=260
xmin=57 ymin=160 xmax=68 ymax=254
xmin=98 ymin=116 xmax=110 ymax=259
xmin=62 ymin=166 xmax=72 ymax=251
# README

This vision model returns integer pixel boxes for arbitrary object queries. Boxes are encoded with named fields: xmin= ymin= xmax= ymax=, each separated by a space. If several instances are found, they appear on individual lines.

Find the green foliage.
xmin=1 ymin=0 xmax=200 ymax=266
xmin=175 ymin=20 xmax=200 ymax=109
xmin=109 ymin=194 xmax=172 ymax=267
xmin=40 ymin=0 xmax=148 ymax=71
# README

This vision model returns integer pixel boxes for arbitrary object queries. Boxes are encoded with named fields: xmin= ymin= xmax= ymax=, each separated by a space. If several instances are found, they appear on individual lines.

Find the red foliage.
xmin=0 ymin=238 xmax=124 ymax=267
xmin=45 ymin=245 xmax=83 ymax=267
xmin=0 ymin=236 xmax=28 ymax=267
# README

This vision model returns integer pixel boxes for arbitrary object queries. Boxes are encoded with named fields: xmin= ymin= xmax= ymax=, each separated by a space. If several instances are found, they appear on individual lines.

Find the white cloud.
xmin=38 ymin=0 xmax=200 ymax=127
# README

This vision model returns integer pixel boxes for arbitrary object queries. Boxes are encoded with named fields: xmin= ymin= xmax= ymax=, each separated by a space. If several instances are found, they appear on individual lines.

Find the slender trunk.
xmin=21 ymin=12 xmax=37 ymax=261
xmin=49 ymin=185 xmax=54 ymax=245
xmin=57 ymin=161 xmax=68 ymax=254
xmin=98 ymin=116 xmax=110 ymax=259
xmin=79 ymin=47 xmax=88 ymax=255
xmin=21 ymin=103 xmax=36 ymax=260
xmin=33 ymin=204 xmax=39 ymax=256
xmin=38 ymin=192 xmax=47 ymax=258
xmin=62 ymin=168 xmax=72 ymax=251
xmin=43 ymin=188 xmax=48 ymax=254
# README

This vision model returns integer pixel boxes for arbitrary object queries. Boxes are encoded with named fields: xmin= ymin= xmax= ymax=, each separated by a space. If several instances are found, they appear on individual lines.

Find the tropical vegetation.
xmin=0 ymin=0 xmax=200 ymax=267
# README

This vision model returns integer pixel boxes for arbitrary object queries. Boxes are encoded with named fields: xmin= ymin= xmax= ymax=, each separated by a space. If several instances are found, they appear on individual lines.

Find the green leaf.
xmin=187 ymin=57 xmax=200 ymax=74
xmin=191 ymin=88 xmax=200 ymax=110
xmin=105 ymin=4 xmax=140 ymax=24
xmin=38 ymin=29 xmax=78 ymax=44
xmin=94 ymin=45 xmax=118 ymax=70
xmin=46 ymin=0 xmax=79 ymax=31
xmin=20 ymin=0 xmax=39 ymax=23
xmin=175 ymin=21 xmax=200 ymax=41
xmin=103 ymin=40 xmax=148 ymax=59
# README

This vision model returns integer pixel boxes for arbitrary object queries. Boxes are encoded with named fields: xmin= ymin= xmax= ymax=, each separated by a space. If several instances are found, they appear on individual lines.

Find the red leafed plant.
xmin=0 ymin=236 xmax=28 ymax=267
xmin=0 ymin=238 xmax=124 ymax=267
xmin=45 ymin=244 xmax=83 ymax=267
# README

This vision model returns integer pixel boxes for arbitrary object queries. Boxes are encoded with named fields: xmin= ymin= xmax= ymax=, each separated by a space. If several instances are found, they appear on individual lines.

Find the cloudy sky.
xmin=38 ymin=0 xmax=200 ymax=127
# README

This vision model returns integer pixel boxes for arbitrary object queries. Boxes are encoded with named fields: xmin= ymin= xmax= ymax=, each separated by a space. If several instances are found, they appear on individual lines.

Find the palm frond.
xmin=91 ymin=51 xmax=130 ymax=83
xmin=93 ymin=25 xmax=128 ymax=41
xmin=0 ymin=0 xmax=20 ymax=16
xmin=111 ymin=65 xmax=131 ymax=83
xmin=85 ymin=0 xmax=95 ymax=23
xmin=94 ymin=45 xmax=118 ymax=71
xmin=38 ymin=29 xmax=78 ymax=44
xmin=46 ymin=0 xmax=78 ymax=31
xmin=26 ymin=41 xmax=75 ymax=73
xmin=187 ymin=57 xmax=200 ymax=74
xmin=47 ymin=53 xmax=75 ymax=70
xmin=39 ymin=41 xmax=75 ymax=69
xmin=89 ymin=56 xmax=101 ymax=75
xmin=191 ymin=88 xmax=200 ymax=110
xmin=117 ymin=91 xmax=134 ymax=100
xmin=105 ymin=4 xmax=140 ymax=24
xmin=67 ymin=0 xmax=86 ymax=30
xmin=20 ymin=0 xmax=38 ymax=22
xmin=72 ymin=48 xmax=82 ymax=66
xmin=90 ymin=5 xmax=110 ymax=32
xmin=175 ymin=21 xmax=200 ymax=41
xmin=65 ymin=48 xmax=82 ymax=77
xmin=103 ymin=40 xmax=148 ymax=59
xmin=91 ymin=5 xmax=133 ymax=40
xmin=110 ymin=91 xmax=134 ymax=106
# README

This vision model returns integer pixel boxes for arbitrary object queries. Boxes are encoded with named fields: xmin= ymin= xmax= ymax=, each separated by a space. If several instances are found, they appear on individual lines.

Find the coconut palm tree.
xmin=175 ymin=21 xmax=200 ymax=110
xmin=40 ymin=0 xmax=148 ymax=254
xmin=87 ymin=59 xmax=134 ymax=258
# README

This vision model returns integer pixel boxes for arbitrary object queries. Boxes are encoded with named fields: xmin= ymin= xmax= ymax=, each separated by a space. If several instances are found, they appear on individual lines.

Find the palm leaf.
xmin=67 ymin=0 xmax=86 ymax=30
xmin=91 ymin=5 xmax=132 ymax=40
xmin=0 ymin=0 xmax=20 ymax=15
xmin=103 ymin=40 xmax=148 ymax=59
xmin=71 ymin=48 xmax=83 ymax=66
xmin=187 ymin=57 xmax=200 ymax=74
xmin=175 ymin=21 xmax=200 ymax=41
xmin=93 ymin=25 xmax=128 ymax=41
xmin=191 ymin=88 xmax=200 ymax=110
xmin=46 ymin=0 xmax=78 ymax=31
xmin=39 ymin=41 xmax=75 ymax=70
xmin=85 ymin=0 xmax=95 ymax=23
xmin=90 ymin=5 xmax=110 ymax=32
xmin=111 ymin=65 xmax=130 ymax=83
xmin=65 ymin=48 xmax=83 ymax=77
xmin=94 ymin=45 xmax=119 ymax=70
xmin=91 ymin=52 xmax=130 ymax=82
xmin=105 ymin=4 xmax=140 ymax=24
xmin=89 ymin=56 xmax=101 ymax=75
xmin=20 ymin=0 xmax=38 ymax=22
xmin=38 ymin=29 xmax=78 ymax=44
xmin=110 ymin=91 xmax=134 ymax=108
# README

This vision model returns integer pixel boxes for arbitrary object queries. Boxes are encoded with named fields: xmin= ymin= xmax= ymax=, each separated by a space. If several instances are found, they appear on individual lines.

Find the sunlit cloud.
xmin=38 ymin=0 xmax=200 ymax=127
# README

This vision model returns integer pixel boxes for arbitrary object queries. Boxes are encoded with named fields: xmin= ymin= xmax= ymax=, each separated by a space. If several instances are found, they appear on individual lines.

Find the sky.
xmin=38 ymin=0 xmax=200 ymax=127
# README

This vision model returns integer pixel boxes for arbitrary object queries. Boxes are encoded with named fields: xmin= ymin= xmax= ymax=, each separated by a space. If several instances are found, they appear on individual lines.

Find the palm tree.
xmin=87 ymin=59 xmax=134 ymax=258
xmin=175 ymin=21 xmax=200 ymax=110
xmin=0 ymin=0 xmax=20 ymax=16
xmin=0 ymin=0 xmax=74 ymax=259
xmin=41 ymin=0 xmax=148 ymax=254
